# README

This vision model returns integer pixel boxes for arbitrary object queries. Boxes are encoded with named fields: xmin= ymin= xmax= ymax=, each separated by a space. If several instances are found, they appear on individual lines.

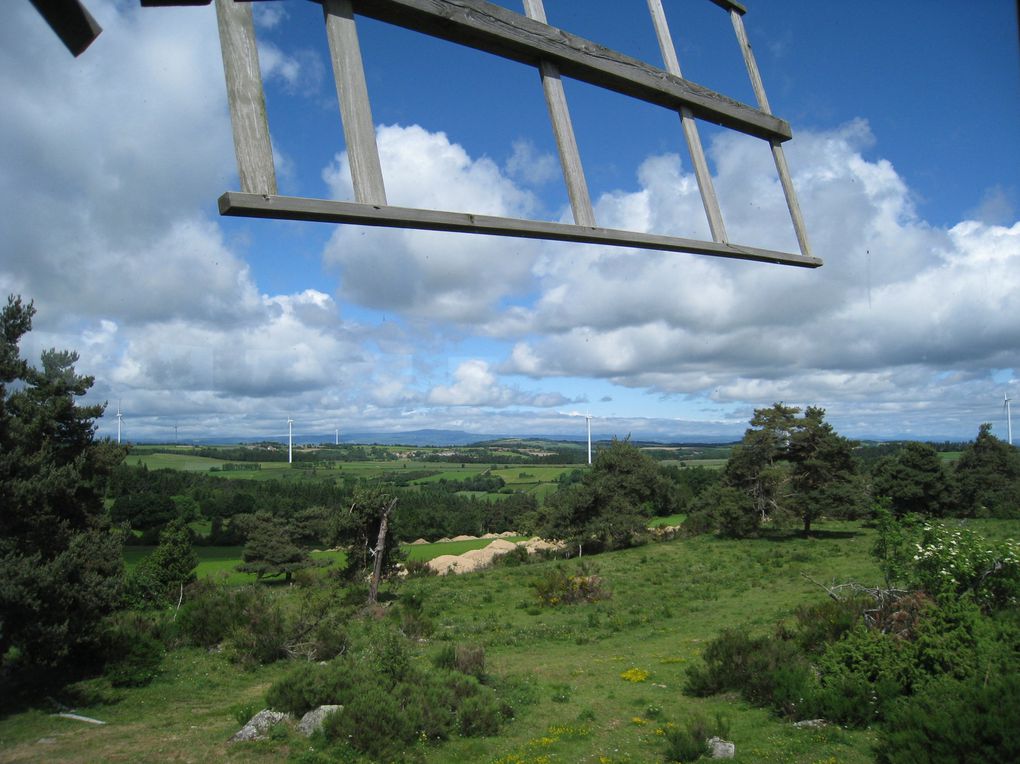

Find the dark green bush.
xmin=661 ymin=712 xmax=729 ymax=762
xmin=100 ymin=613 xmax=165 ymax=687
xmin=684 ymin=628 xmax=816 ymax=719
xmin=876 ymin=674 xmax=1020 ymax=763
xmin=458 ymin=687 xmax=502 ymax=737
xmin=792 ymin=595 xmax=870 ymax=654
xmin=223 ymin=593 xmax=289 ymax=667
xmin=177 ymin=582 xmax=263 ymax=647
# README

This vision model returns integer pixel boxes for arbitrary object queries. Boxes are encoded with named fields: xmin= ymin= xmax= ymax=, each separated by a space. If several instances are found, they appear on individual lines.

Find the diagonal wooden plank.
xmin=344 ymin=0 xmax=792 ymax=142
xmin=219 ymin=192 xmax=823 ymax=268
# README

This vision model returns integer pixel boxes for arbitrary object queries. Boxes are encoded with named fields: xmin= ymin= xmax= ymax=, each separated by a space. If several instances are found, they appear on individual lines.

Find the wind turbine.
xmin=1005 ymin=393 xmax=1013 ymax=446
xmin=335 ymin=427 xmax=339 ymax=446
xmin=288 ymin=417 xmax=294 ymax=464
xmin=586 ymin=412 xmax=592 ymax=465
xmin=116 ymin=400 xmax=123 ymax=444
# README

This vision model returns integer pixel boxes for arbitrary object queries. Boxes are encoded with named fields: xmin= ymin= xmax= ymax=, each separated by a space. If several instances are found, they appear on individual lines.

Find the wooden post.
xmin=214 ymin=0 xmax=276 ymax=195
xmin=368 ymin=497 xmax=398 ymax=605
xmin=323 ymin=0 xmax=388 ymax=205
xmin=522 ymin=0 xmax=596 ymax=227
xmin=647 ymin=0 xmax=728 ymax=244
xmin=728 ymin=8 xmax=812 ymax=258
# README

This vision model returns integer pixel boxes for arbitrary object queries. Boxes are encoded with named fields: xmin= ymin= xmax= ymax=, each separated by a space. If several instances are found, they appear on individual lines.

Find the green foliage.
xmin=876 ymin=674 xmax=1020 ymax=763
xmin=531 ymin=563 xmax=610 ymax=606
xmin=532 ymin=439 xmax=675 ymax=552
xmin=328 ymin=486 xmax=402 ymax=581
xmin=432 ymin=643 xmax=486 ymax=680
xmin=683 ymin=484 xmax=759 ymax=538
xmin=661 ymin=712 xmax=729 ymax=763
xmin=872 ymin=442 xmax=955 ymax=518
xmin=237 ymin=513 xmax=327 ymax=583
xmin=723 ymin=403 xmax=864 ymax=534
xmin=126 ymin=519 xmax=197 ymax=608
xmin=100 ymin=612 xmax=166 ymax=687
xmin=874 ymin=511 xmax=1020 ymax=608
xmin=0 ymin=296 xmax=127 ymax=691
xmin=954 ymin=423 xmax=1020 ymax=517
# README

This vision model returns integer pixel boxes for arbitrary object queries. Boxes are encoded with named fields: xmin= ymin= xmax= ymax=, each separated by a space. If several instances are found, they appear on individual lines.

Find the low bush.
xmin=661 ymin=712 xmax=730 ymax=763
xmin=433 ymin=643 xmax=486 ymax=680
xmin=531 ymin=563 xmax=610 ymax=606
xmin=876 ymin=673 xmax=1020 ymax=763
xmin=100 ymin=613 xmax=165 ymax=687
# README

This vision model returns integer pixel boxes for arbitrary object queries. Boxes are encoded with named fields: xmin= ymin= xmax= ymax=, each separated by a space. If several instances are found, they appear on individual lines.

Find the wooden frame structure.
xmin=145 ymin=0 xmax=820 ymax=268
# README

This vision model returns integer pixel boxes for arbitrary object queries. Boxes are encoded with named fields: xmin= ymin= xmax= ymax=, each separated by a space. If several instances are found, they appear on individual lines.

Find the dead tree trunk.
xmin=367 ymin=497 xmax=398 ymax=605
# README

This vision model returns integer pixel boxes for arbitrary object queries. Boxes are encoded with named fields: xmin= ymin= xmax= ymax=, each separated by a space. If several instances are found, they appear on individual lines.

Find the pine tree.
xmin=0 ymin=295 xmax=126 ymax=685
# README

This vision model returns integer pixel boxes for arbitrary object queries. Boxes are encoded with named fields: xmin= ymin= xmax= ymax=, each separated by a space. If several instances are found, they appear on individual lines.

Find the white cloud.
xmin=500 ymin=120 xmax=1020 ymax=437
xmin=428 ymin=360 xmax=570 ymax=408
xmin=504 ymin=139 xmax=559 ymax=186
xmin=321 ymin=124 xmax=542 ymax=322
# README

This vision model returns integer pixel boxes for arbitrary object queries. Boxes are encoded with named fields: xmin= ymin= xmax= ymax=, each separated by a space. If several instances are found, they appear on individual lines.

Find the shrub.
xmin=531 ymin=563 xmax=610 ymax=606
xmin=792 ymin=595 xmax=870 ymax=654
xmin=684 ymin=628 xmax=816 ymax=718
xmin=458 ymin=688 xmax=502 ymax=737
xmin=100 ymin=613 xmax=165 ymax=687
xmin=876 ymin=674 xmax=1020 ymax=763
xmin=433 ymin=643 xmax=486 ymax=680
xmin=661 ymin=712 xmax=729 ymax=763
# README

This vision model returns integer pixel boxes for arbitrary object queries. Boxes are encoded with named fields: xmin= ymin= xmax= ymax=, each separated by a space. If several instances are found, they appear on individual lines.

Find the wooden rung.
xmin=214 ymin=0 xmax=276 ymax=196
xmin=219 ymin=192 xmax=823 ymax=268
xmin=647 ymin=0 xmax=728 ymax=244
xmin=348 ymin=0 xmax=791 ymax=143
xmin=523 ymin=0 xmax=595 ymax=227
xmin=323 ymin=0 xmax=387 ymax=206
xmin=729 ymin=8 xmax=812 ymax=258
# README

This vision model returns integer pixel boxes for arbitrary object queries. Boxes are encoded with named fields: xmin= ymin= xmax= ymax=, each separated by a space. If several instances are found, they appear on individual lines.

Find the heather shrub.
xmin=661 ymin=712 xmax=730 ymax=762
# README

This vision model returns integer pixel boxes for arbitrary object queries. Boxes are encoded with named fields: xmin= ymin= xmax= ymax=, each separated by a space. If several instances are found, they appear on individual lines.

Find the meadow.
xmin=10 ymin=518 xmax=1015 ymax=763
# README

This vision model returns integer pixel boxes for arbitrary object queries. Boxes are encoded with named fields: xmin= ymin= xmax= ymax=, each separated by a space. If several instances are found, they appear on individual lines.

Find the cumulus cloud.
xmin=428 ymin=360 xmax=570 ymax=408
xmin=321 ymin=124 xmax=543 ymax=322
xmin=501 ymin=120 xmax=1020 ymax=436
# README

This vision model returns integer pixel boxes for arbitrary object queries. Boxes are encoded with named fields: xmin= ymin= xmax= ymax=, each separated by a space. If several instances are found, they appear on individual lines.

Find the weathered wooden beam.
xmin=647 ymin=0 xmax=728 ymax=244
xmin=215 ymin=0 xmax=277 ymax=195
xmin=707 ymin=0 xmax=747 ymax=15
xmin=219 ymin=192 xmax=822 ymax=268
xmin=323 ymin=0 xmax=387 ymax=205
xmin=30 ymin=0 xmax=102 ymax=57
xmin=523 ymin=0 xmax=595 ymax=227
xmin=341 ymin=0 xmax=791 ymax=143
xmin=730 ymin=8 xmax=812 ymax=258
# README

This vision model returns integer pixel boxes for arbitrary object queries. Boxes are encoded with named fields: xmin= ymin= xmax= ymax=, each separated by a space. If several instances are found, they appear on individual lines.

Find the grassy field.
xmin=9 ymin=519 xmax=1016 ymax=762
xmin=1 ymin=520 xmax=986 ymax=762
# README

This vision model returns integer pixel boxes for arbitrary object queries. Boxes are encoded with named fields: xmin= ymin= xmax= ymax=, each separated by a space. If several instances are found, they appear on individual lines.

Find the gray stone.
xmin=230 ymin=709 xmax=290 ymax=742
xmin=298 ymin=705 xmax=343 ymax=737
xmin=707 ymin=736 xmax=736 ymax=759
xmin=792 ymin=718 xmax=828 ymax=729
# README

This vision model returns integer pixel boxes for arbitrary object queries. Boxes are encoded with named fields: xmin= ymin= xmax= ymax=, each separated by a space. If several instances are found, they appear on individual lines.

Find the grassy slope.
xmin=6 ymin=519 xmax=1017 ymax=763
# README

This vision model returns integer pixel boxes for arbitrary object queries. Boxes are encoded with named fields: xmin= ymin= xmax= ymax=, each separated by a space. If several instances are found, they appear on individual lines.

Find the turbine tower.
xmin=335 ymin=427 xmax=339 ymax=446
xmin=586 ymin=412 xmax=592 ymax=465
xmin=288 ymin=417 xmax=294 ymax=464
xmin=1006 ymin=393 xmax=1013 ymax=446
xmin=116 ymin=400 xmax=123 ymax=444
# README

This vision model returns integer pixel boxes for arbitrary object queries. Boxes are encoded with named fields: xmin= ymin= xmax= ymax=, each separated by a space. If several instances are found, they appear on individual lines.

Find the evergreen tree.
xmin=0 ymin=295 xmax=126 ymax=685
xmin=954 ymin=423 xmax=1020 ymax=517
xmin=872 ymin=442 xmax=955 ymax=517
xmin=126 ymin=519 xmax=198 ymax=608
xmin=532 ymin=438 xmax=677 ymax=553
xmin=237 ymin=513 xmax=325 ymax=583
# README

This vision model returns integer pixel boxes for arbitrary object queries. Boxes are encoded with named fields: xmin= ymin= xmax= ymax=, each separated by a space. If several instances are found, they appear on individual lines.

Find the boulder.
xmin=707 ymin=736 xmax=735 ymax=759
xmin=230 ymin=709 xmax=290 ymax=742
xmin=298 ymin=705 xmax=343 ymax=737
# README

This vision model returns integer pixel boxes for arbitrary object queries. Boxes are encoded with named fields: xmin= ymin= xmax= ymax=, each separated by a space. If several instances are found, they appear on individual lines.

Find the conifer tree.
xmin=0 ymin=295 xmax=126 ymax=684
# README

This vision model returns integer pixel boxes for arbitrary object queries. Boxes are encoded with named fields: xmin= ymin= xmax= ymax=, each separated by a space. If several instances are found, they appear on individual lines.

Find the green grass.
xmin=647 ymin=513 xmax=686 ymax=528
xmin=10 ymin=518 xmax=1018 ymax=763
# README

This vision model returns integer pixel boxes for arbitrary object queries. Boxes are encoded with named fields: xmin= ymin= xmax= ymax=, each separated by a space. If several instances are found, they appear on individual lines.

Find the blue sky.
xmin=2 ymin=0 xmax=1018 ymax=443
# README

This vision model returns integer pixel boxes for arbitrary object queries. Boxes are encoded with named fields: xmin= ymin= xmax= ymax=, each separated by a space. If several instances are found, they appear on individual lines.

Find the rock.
xmin=298 ymin=705 xmax=342 ymax=737
xmin=792 ymin=718 xmax=828 ymax=729
xmin=707 ymin=736 xmax=735 ymax=759
xmin=230 ymin=709 xmax=290 ymax=742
